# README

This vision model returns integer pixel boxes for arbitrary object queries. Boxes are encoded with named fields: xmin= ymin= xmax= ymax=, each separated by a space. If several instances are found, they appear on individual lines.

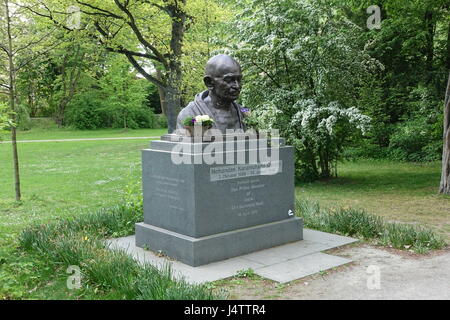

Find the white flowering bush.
xmin=229 ymin=0 xmax=376 ymax=180
xmin=288 ymin=99 xmax=371 ymax=179
xmin=248 ymin=95 xmax=370 ymax=180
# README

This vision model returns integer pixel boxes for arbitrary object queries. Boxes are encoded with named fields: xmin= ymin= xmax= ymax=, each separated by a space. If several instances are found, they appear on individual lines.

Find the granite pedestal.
xmin=135 ymin=133 xmax=303 ymax=266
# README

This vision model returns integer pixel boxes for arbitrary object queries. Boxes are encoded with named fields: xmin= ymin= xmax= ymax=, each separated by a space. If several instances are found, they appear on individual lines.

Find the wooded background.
xmin=1 ymin=0 xmax=449 ymax=191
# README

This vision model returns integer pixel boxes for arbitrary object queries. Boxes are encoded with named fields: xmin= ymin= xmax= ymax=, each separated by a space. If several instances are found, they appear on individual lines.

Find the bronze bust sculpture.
xmin=176 ymin=54 xmax=247 ymax=133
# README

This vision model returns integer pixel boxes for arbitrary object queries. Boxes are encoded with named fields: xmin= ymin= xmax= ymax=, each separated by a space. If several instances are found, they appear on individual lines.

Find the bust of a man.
xmin=176 ymin=54 xmax=246 ymax=133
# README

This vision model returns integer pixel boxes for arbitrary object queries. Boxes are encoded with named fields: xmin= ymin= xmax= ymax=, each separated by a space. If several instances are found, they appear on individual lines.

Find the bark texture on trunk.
xmin=440 ymin=71 xmax=450 ymax=194
xmin=155 ymin=69 xmax=167 ymax=116
xmin=446 ymin=21 xmax=450 ymax=71
xmin=165 ymin=1 xmax=186 ymax=133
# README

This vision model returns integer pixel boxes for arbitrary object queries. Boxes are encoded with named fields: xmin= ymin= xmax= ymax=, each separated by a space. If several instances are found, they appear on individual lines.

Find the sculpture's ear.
xmin=204 ymin=75 xmax=215 ymax=90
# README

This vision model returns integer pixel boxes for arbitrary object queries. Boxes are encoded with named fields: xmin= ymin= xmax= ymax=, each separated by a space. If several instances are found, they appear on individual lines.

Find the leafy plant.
xmin=230 ymin=0 xmax=375 ymax=181
xmin=0 ymin=102 xmax=14 ymax=140
xmin=234 ymin=268 xmax=258 ymax=279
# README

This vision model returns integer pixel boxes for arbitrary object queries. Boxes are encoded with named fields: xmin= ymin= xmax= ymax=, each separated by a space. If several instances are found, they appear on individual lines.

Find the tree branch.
xmin=76 ymin=0 xmax=124 ymax=20
xmin=13 ymin=28 xmax=57 ymax=55
xmin=0 ymin=44 xmax=9 ymax=56
xmin=113 ymin=0 xmax=168 ymax=69
xmin=125 ymin=54 xmax=166 ymax=89
xmin=250 ymin=59 xmax=282 ymax=88
xmin=19 ymin=3 xmax=73 ymax=31
xmin=93 ymin=21 xmax=161 ymax=62
xmin=137 ymin=0 xmax=170 ymax=15
xmin=15 ymin=40 xmax=64 ymax=72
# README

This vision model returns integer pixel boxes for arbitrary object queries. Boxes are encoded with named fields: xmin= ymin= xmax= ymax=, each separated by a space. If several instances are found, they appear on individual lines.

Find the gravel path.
xmin=223 ymin=244 xmax=450 ymax=300
xmin=283 ymin=244 xmax=450 ymax=300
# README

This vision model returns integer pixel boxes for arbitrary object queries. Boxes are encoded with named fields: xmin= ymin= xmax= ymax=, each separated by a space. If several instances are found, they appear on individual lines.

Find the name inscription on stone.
xmin=210 ymin=161 xmax=282 ymax=182
xmin=229 ymin=178 xmax=267 ymax=218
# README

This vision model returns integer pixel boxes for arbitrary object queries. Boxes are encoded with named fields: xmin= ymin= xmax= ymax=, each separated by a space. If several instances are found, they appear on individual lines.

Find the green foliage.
xmin=155 ymin=114 xmax=168 ymax=129
xmin=337 ymin=0 xmax=449 ymax=161
xmin=388 ymin=116 xmax=441 ymax=162
xmin=234 ymin=268 xmax=258 ymax=279
xmin=65 ymin=95 xmax=105 ymax=129
xmin=231 ymin=0 xmax=375 ymax=181
xmin=0 ymin=102 xmax=14 ymax=139
xmin=296 ymin=200 xmax=447 ymax=253
xmin=65 ymin=56 xmax=160 ymax=130
xmin=385 ymin=84 xmax=444 ymax=162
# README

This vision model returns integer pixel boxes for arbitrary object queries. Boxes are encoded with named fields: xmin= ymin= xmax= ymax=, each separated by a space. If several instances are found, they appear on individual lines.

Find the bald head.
xmin=204 ymin=54 xmax=242 ymax=102
xmin=205 ymin=54 xmax=241 ymax=78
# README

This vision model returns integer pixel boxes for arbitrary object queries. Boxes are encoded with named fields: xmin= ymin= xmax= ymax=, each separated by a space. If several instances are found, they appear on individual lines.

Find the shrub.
xmin=65 ymin=97 xmax=105 ymax=129
xmin=388 ymin=117 xmax=432 ymax=161
xmin=386 ymin=86 xmax=443 ymax=162
xmin=155 ymin=113 xmax=168 ymax=129
xmin=231 ymin=0 xmax=377 ymax=181
xmin=65 ymin=98 xmax=158 ymax=130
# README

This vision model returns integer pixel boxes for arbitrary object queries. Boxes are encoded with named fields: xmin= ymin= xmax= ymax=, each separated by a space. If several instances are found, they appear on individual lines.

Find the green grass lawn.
xmin=0 ymin=129 xmax=162 ymax=299
xmin=296 ymin=160 xmax=450 ymax=240
xmin=0 ymin=128 xmax=449 ymax=299
xmin=1 ymin=138 xmax=157 ymax=238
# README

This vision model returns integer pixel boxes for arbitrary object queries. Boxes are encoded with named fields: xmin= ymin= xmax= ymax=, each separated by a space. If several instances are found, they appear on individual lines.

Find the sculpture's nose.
xmin=231 ymin=79 xmax=241 ymax=89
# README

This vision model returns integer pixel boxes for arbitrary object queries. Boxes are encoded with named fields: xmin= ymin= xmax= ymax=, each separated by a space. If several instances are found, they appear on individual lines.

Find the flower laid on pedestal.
xmin=182 ymin=115 xmax=214 ymax=137
xmin=183 ymin=115 xmax=215 ymax=126
xmin=240 ymin=108 xmax=250 ymax=118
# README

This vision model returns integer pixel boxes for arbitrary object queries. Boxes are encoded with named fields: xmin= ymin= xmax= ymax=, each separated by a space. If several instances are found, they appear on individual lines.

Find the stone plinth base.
xmin=136 ymin=218 xmax=303 ymax=267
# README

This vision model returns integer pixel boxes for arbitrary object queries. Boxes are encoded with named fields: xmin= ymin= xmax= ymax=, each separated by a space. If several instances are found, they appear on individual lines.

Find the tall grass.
xmin=19 ymin=204 xmax=222 ymax=300
xmin=296 ymin=200 xmax=447 ymax=253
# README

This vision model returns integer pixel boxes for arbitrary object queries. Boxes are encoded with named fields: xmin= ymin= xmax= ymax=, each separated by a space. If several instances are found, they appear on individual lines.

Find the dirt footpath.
xmin=220 ymin=244 xmax=450 ymax=300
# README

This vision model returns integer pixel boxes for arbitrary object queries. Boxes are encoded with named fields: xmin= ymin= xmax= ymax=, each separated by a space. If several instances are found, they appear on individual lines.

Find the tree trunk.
xmin=165 ymin=80 xmax=180 ymax=134
xmin=155 ymin=68 xmax=167 ymax=116
xmin=446 ymin=21 xmax=450 ymax=71
xmin=439 ymin=71 xmax=450 ymax=194
xmin=56 ymin=65 xmax=81 ymax=127
xmin=5 ymin=0 xmax=21 ymax=201
xmin=165 ymin=2 xmax=186 ymax=133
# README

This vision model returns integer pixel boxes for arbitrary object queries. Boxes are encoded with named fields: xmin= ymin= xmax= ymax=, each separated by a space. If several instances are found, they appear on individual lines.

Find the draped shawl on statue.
xmin=176 ymin=90 xmax=246 ymax=132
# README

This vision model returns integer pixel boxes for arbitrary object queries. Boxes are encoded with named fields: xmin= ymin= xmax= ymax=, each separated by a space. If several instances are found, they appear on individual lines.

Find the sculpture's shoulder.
xmin=176 ymin=101 xmax=200 ymax=129
xmin=177 ymin=101 xmax=197 ymax=119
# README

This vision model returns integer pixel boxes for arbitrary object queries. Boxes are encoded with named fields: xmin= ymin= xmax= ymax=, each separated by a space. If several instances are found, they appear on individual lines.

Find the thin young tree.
xmin=440 ymin=71 xmax=450 ymax=194
xmin=0 ymin=0 xmax=59 ymax=201
xmin=1 ymin=0 xmax=21 ymax=201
